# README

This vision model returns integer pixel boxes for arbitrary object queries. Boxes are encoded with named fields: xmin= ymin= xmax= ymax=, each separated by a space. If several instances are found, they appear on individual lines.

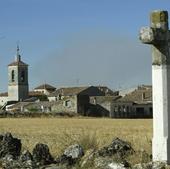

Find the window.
xmin=118 ymin=106 xmax=121 ymax=112
xmin=21 ymin=71 xmax=25 ymax=82
xmin=114 ymin=106 xmax=118 ymax=112
xmin=11 ymin=70 xmax=15 ymax=82
xmin=64 ymin=100 xmax=72 ymax=107
xmin=123 ymin=105 xmax=126 ymax=112
xmin=57 ymin=94 xmax=61 ymax=100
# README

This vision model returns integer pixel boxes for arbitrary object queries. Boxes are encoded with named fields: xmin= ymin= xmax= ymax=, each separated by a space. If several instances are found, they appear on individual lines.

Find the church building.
xmin=8 ymin=46 xmax=29 ymax=101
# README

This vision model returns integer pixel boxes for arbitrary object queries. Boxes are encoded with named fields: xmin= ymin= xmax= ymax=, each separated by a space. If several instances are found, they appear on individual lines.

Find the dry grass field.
xmin=0 ymin=118 xmax=152 ymax=164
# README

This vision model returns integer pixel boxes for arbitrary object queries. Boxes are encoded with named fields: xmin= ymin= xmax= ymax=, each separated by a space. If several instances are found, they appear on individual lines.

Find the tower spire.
xmin=15 ymin=43 xmax=21 ymax=62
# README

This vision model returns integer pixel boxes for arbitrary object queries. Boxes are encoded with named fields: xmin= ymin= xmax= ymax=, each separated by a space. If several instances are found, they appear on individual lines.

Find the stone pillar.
xmin=140 ymin=10 xmax=170 ymax=163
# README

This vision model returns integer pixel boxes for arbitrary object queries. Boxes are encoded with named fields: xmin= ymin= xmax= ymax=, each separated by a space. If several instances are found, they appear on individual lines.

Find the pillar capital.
xmin=151 ymin=10 xmax=168 ymax=30
xmin=139 ymin=10 xmax=170 ymax=66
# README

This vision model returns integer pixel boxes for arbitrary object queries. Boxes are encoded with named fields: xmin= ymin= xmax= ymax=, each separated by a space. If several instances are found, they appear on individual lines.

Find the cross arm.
xmin=139 ymin=27 xmax=168 ymax=45
xmin=139 ymin=27 xmax=154 ymax=44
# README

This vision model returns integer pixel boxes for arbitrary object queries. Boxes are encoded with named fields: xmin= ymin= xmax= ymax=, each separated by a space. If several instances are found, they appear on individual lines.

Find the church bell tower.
xmin=8 ymin=46 xmax=29 ymax=101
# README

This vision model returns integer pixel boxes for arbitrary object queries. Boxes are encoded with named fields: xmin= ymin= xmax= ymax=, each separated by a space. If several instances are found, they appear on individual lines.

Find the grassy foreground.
xmin=0 ymin=118 xmax=152 ymax=164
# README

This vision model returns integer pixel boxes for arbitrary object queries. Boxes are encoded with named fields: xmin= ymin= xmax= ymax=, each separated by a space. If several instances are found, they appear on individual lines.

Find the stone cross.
xmin=139 ymin=10 xmax=170 ymax=163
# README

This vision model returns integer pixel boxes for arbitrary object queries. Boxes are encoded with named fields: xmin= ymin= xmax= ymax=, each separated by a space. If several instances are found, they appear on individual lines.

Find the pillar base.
xmin=152 ymin=137 xmax=170 ymax=164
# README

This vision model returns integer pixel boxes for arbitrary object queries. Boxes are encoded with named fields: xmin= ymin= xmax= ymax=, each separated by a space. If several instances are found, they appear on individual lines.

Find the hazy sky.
xmin=0 ymin=0 xmax=170 ymax=92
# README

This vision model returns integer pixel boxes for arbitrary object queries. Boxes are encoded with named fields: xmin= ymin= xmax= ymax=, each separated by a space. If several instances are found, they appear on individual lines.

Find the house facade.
xmin=48 ymin=86 xmax=100 ymax=114
xmin=51 ymin=95 xmax=89 ymax=114
xmin=48 ymin=86 xmax=105 ymax=102
xmin=111 ymin=85 xmax=152 ymax=118
xmin=89 ymin=95 xmax=120 ymax=117
xmin=34 ymin=84 xmax=56 ymax=95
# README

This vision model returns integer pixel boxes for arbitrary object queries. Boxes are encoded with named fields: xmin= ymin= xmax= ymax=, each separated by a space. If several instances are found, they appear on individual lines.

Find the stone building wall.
xmin=8 ymin=65 xmax=29 ymax=101
xmin=90 ymin=96 xmax=115 ymax=116
xmin=133 ymin=103 xmax=152 ymax=118
xmin=0 ymin=96 xmax=8 ymax=107
xmin=51 ymin=96 xmax=78 ymax=113
xmin=111 ymin=102 xmax=152 ymax=118
xmin=111 ymin=102 xmax=135 ymax=118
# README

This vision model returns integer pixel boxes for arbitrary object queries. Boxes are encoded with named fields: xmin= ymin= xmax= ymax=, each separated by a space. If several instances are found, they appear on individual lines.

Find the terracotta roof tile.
xmin=117 ymin=85 xmax=152 ymax=103
xmin=49 ymin=86 xmax=89 ymax=97
xmin=29 ymin=91 xmax=46 ymax=96
xmin=0 ymin=92 xmax=8 ymax=97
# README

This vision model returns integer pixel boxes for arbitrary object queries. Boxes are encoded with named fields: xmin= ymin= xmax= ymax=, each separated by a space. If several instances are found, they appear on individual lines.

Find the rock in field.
xmin=132 ymin=161 xmax=166 ymax=169
xmin=32 ymin=143 xmax=54 ymax=165
xmin=20 ymin=150 xmax=33 ymax=162
xmin=94 ymin=157 xmax=130 ymax=169
xmin=57 ymin=144 xmax=84 ymax=165
xmin=97 ymin=138 xmax=133 ymax=157
xmin=0 ymin=133 xmax=21 ymax=159
xmin=63 ymin=144 xmax=84 ymax=159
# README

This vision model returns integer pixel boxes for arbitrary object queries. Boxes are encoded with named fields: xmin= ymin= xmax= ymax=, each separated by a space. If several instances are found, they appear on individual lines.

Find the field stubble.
xmin=0 ymin=118 xmax=152 ymax=164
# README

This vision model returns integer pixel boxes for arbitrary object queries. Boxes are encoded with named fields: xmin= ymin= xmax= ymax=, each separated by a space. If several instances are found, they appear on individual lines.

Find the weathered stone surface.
xmin=32 ymin=143 xmax=54 ymax=165
xmin=97 ymin=138 xmax=133 ymax=157
xmin=151 ymin=10 xmax=168 ymax=30
xmin=63 ymin=144 xmax=84 ymax=159
xmin=1 ymin=154 xmax=36 ymax=169
xmin=94 ymin=157 xmax=129 ymax=169
xmin=132 ymin=161 xmax=166 ymax=169
xmin=1 ymin=134 xmax=164 ymax=169
xmin=2 ymin=154 xmax=14 ymax=162
xmin=0 ymin=133 xmax=21 ymax=159
xmin=40 ymin=164 xmax=67 ymax=169
xmin=20 ymin=150 xmax=33 ymax=162
xmin=0 ymin=135 xmax=3 ymax=142
xmin=139 ymin=27 xmax=155 ymax=44
xmin=0 ymin=150 xmax=35 ymax=169
xmin=1 ymin=160 xmax=36 ymax=169
xmin=56 ymin=144 xmax=84 ymax=166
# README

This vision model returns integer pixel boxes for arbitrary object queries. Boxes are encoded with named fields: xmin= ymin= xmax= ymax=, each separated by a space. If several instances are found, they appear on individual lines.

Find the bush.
xmin=78 ymin=132 xmax=99 ymax=151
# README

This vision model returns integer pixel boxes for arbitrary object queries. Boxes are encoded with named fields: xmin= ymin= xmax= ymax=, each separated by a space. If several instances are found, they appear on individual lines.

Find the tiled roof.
xmin=0 ymin=92 xmax=8 ymax=97
xmin=91 ymin=95 xmax=121 ymax=103
xmin=34 ymin=84 xmax=56 ymax=90
xmin=8 ymin=60 xmax=28 ymax=66
xmin=29 ymin=101 xmax=55 ymax=107
xmin=7 ymin=102 xmax=32 ymax=109
xmin=117 ymin=85 xmax=152 ymax=103
xmin=29 ymin=91 xmax=46 ymax=96
xmin=0 ymin=91 xmax=44 ymax=97
xmin=49 ymin=86 xmax=89 ymax=97
xmin=96 ymin=86 xmax=118 ymax=96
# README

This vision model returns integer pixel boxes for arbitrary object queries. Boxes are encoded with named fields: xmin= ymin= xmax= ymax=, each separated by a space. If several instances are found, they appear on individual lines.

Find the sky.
xmin=0 ymin=0 xmax=170 ymax=92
